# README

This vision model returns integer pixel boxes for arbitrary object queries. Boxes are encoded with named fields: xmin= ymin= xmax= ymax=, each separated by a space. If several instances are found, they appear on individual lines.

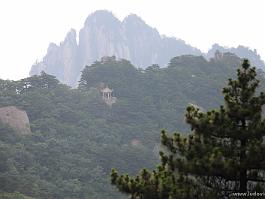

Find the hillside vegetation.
xmin=0 ymin=53 xmax=264 ymax=198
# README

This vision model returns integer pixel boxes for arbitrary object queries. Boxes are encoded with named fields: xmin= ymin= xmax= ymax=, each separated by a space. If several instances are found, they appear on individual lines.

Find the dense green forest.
xmin=0 ymin=53 xmax=264 ymax=198
xmin=111 ymin=60 xmax=265 ymax=198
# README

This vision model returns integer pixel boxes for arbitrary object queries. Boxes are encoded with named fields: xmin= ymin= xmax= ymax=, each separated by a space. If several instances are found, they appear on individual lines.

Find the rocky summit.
xmin=30 ymin=10 xmax=265 ymax=87
xmin=29 ymin=10 xmax=201 ymax=86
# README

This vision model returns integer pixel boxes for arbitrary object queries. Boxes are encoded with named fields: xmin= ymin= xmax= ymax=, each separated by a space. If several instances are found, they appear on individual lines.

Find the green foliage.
xmin=0 ymin=55 xmax=264 ymax=198
xmin=0 ymin=192 xmax=34 ymax=199
xmin=0 ymin=70 xmax=156 ymax=198
xmin=111 ymin=60 xmax=265 ymax=198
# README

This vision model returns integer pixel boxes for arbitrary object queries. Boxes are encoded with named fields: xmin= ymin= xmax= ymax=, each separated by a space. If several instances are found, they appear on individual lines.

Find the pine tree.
xmin=111 ymin=59 xmax=265 ymax=198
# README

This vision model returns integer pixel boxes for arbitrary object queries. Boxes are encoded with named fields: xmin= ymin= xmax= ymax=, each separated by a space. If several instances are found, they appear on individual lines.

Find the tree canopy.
xmin=111 ymin=59 xmax=265 ymax=198
xmin=0 ymin=55 xmax=265 ymax=198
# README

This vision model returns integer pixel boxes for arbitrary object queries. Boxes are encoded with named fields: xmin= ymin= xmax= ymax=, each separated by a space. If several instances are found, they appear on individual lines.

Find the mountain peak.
xmin=123 ymin=14 xmax=146 ymax=25
xmin=66 ymin=29 xmax=76 ymax=38
xmin=207 ymin=43 xmax=265 ymax=68
xmin=63 ymin=29 xmax=77 ymax=44
xmin=30 ymin=10 xmax=265 ymax=87
xmin=84 ymin=10 xmax=120 ymax=27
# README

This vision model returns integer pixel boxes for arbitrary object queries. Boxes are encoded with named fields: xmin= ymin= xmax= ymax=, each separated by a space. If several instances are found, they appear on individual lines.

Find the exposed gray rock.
xmin=206 ymin=44 xmax=265 ymax=70
xmin=0 ymin=106 xmax=31 ymax=135
xmin=29 ymin=10 xmax=201 ymax=86
xmin=29 ymin=10 xmax=265 ymax=87
xmin=31 ymin=29 xmax=78 ymax=86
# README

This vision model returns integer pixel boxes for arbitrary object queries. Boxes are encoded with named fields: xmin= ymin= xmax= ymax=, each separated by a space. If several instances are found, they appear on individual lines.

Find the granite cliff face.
xmin=0 ymin=106 xmax=31 ymax=135
xmin=30 ymin=10 xmax=201 ymax=86
xmin=30 ymin=10 xmax=265 ymax=86
xmin=30 ymin=29 xmax=78 ymax=86
xmin=206 ymin=44 xmax=265 ymax=70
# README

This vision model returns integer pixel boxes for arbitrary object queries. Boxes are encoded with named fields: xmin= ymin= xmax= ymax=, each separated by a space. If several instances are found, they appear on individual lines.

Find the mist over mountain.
xmin=29 ymin=10 xmax=265 ymax=86
xmin=29 ymin=10 xmax=201 ymax=86
xmin=206 ymin=43 xmax=265 ymax=69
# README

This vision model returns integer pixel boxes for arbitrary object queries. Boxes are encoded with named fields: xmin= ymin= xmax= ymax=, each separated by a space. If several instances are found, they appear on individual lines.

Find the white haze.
xmin=0 ymin=0 xmax=264 ymax=80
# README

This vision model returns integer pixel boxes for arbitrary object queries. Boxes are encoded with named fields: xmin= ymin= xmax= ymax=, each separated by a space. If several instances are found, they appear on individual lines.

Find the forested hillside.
xmin=0 ymin=53 xmax=264 ymax=198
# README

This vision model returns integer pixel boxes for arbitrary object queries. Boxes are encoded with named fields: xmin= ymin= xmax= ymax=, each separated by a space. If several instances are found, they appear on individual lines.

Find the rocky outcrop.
xmin=30 ymin=29 xmax=78 ymax=86
xmin=0 ymin=106 xmax=31 ymax=135
xmin=206 ymin=44 xmax=265 ymax=70
xmin=29 ymin=10 xmax=201 ymax=86
xmin=29 ymin=10 xmax=265 ymax=87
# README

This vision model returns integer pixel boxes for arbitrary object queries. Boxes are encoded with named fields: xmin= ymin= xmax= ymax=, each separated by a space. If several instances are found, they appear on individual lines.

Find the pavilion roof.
xmin=101 ymin=87 xmax=113 ymax=93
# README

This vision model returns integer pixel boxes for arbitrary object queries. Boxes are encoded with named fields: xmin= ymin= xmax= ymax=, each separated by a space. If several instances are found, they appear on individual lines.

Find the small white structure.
xmin=101 ymin=87 xmax=113 ymax=99
xmin=101 ymin=86 xmax=117 ymax=106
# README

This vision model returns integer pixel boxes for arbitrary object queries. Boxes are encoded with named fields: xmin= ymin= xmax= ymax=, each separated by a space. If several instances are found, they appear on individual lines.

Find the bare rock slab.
xmin=0 ymin=106 xmax=31 ymax=135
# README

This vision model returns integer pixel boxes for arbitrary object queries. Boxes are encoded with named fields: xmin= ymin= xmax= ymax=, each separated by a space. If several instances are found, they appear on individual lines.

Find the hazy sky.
xmin=0 ymin=0 xmax=264 ymax=80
